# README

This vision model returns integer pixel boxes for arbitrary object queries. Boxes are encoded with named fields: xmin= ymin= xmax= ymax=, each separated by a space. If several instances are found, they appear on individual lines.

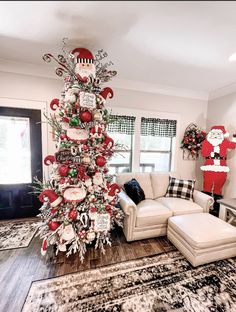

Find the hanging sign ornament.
xmin=33 ymin=41 xmax=124 ymax=261
xmin=180 ymin=123 xmax=206 ymax=160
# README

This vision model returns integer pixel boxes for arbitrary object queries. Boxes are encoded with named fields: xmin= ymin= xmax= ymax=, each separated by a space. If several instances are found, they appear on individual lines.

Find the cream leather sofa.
xmin=116 ymin=172 xmax=214 ymax=242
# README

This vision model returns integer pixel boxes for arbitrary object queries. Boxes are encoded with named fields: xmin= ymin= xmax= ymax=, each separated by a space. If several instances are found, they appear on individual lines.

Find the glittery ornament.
xmin=93 ymin=111 xmax=103 ymax=121
xmin=80 ymin=111 xmax=93 ymax=123
xmin=68 ymin=168 xmax=77 ymax=177
xmin=70 ymin=117 xmax=79 ymax=127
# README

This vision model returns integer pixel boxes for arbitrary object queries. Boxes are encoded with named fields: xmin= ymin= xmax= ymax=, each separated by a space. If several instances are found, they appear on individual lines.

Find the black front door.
xmin=0 ymin=107 xmax=42 ymax=219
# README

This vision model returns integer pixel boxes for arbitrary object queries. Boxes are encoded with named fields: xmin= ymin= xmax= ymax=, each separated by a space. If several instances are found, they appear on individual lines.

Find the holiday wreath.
xmin=181 ymin=123 xmax=206 ymax=159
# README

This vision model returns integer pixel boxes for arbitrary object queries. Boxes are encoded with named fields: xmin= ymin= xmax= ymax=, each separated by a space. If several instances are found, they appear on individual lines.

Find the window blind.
xmin=108 ymin=115 xmax=135 ymax=135
xmin=141 ymin=117 xmax=177 ymax=137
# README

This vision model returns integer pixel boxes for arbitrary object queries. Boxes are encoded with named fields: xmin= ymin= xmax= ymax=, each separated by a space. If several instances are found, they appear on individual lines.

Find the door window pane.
xmin=0 ymin=116 xmax=31 ymax=184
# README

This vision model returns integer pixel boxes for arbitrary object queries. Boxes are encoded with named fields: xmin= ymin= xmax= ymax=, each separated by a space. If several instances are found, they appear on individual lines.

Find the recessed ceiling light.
xmin=229 ymin=52 xmax=236 ymax=62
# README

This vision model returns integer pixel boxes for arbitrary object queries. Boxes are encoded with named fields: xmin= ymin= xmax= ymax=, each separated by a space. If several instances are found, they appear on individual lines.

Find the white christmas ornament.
xmin=61 ymin=224 xmax=75 ymax=241
xmin=79 ymin=91 xmax=96 ymax=109
xmin=86 ymin=230 xmax=96 ymax=242
xmin=93 ymin=171 xmax=104 ymax=186
xmin=63 ymin=186 xmax=87 ymax=203
xmin=65 ymin=87 xmax=78 ymax=104
xmin=67 ymin=128 xmax=89 ymax=142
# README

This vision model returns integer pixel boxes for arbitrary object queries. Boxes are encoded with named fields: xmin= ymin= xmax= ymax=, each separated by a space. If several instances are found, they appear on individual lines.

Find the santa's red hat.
xmin=39 ymin=190 xmax=63 ymax=207
xmin=210 ymin=125 xmax=229 ymax=137
xmin=71 ymin=48 xmax=94 ymax=64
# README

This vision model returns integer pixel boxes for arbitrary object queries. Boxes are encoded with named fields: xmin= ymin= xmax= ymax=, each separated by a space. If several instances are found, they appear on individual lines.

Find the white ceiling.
xmin=1 ymin=1 xmax=236 ymax=99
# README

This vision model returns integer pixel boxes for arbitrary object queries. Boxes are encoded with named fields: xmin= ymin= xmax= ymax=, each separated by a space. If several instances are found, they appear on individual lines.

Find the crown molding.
xmin=0 ymin=58 xmax=56 ymax=79
xmin=0 ymin=58 xmax=209 ymax=100
xmin=110 ymin=78 xmax=209 ymax=101
xmin=209 ymin=82 xmax=236 ymax=101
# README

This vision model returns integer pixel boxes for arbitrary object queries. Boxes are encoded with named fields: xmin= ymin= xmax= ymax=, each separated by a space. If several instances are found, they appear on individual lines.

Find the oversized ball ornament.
xmin=58 ymin=165 xmax=69 ymax=177
xmin=96 ymin=155 xmax=107 ymax=167
xmin=48 ymin=221 xmax=61 ymax=231
xmin=80 ymin=110 xmax=93 ymax=123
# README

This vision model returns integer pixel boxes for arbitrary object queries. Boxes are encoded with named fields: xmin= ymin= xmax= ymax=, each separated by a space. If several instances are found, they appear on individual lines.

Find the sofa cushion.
xmin=124 ymin=178 xmax=145 ymax=205
xmin=156 ymin=197 xmax=203 ymax=215
xmin=116 ymin=172 xmax=154 ymax=199
xmin=165 ymin=177 xmax=195 ymax=201
xmin=150 ymin=172 xmax=170 ymax=198
xmin=136 ymin=199 xmax=172 ymax=227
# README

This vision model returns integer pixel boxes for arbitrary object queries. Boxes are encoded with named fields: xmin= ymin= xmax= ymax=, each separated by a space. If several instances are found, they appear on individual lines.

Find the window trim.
xmin=106 ymin=106 xmax=180 ymax=173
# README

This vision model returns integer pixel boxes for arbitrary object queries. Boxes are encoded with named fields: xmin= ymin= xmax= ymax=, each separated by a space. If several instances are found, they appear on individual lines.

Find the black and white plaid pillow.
xmin=165 ymin=177 xmax=195 ymax=201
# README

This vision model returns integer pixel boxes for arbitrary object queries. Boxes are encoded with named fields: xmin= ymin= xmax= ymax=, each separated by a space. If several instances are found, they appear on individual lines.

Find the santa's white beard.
xmin=207 ymin=136 xmax=224 ymax=146
xmin=75 ymin=66 xmax=96 ymax=79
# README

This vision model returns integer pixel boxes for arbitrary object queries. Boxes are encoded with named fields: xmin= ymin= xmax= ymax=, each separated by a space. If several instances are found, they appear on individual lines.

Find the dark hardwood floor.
xmin=0 ymin=219 xmax=175 ymax=312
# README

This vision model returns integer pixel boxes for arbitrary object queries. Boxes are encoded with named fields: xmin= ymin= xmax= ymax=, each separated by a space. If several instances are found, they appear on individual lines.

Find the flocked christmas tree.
xmin=35 ymin=44 xmax=124 ymax=261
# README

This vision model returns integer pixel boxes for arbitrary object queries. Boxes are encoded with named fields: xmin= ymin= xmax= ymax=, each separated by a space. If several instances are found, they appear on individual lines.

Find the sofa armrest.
xmin=118 ymin=190 xmax=137 ymax=241
xmin=118 ymin=190 xmax=137 ymax=216
xmin=193 ymin=190 xmax=214 ymax=213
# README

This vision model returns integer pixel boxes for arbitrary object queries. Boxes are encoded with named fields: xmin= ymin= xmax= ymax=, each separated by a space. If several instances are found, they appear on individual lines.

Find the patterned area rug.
xmin=0 ymin=220 xmax=38 ymax=250
xmin=22 ymin=251 xmax=236 ymax=312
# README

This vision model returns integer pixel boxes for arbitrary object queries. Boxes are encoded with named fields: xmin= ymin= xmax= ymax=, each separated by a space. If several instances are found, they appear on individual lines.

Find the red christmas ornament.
xmin=90 ymin=206 xmax=98 ymax=213
xmin=62 ymin=116 xmax=70 ymax=124
xmin=105 ymin=205 xmax=112 ymax=211
xmin=60 ymin=133 xmax=67 ymax=141
xmin=103 ymin=168 xmax=109 ymax=174
xmin=103 ymin=135 xmax=114 ymax=148
xmin=82 ymin=144 xmax=89 ymax=152
xmin=77 ymin=165 xmax=86 ymax=179
xmin=79 ymin=230 xmax=86 ymax=239
xmin=68 ymin=209 xmax=78 ymax=220
xmin=58 ymin=165 xmax=69 ymax=177
xmin=80 ymin=111 xmax=92 ymax=122
xmin=48 ymin=221 xmax=60 ymax=231
xmin=95 ymin=155 xmax=107 ymax=167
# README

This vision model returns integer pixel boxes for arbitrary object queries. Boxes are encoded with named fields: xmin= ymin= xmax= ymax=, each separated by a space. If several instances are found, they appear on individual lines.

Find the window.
xmin=140 ymin=117 xmax=177 ymax=172
xmin=107 ymin=115 xmax=135 ymax=175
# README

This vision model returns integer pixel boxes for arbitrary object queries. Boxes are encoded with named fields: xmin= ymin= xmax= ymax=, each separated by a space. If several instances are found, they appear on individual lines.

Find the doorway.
xmin=0 ymin=107 xmax=42 ymax=219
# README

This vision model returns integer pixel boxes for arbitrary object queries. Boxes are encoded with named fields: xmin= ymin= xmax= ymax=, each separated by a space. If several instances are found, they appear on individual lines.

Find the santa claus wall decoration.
xmin=34 ymin=44 xmax=124 ymax=261
xmin=201 ymin=125 xmax=236 ymax=196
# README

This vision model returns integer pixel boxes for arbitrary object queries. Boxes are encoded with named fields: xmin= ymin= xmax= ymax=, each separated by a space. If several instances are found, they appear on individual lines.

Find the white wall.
xmin=208 ymin=93 xmax=236 ymax=197
xmin=0 ymin=71 xmax=208 ymax=186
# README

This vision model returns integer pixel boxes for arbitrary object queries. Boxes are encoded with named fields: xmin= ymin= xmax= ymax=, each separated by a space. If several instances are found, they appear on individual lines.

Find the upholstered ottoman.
xmin=167 ymin=213 xmax=236 ymax=267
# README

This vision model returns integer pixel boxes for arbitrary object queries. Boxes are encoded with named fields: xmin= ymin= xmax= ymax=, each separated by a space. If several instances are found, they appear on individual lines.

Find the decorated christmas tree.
xmin=35 ymin=45 xmax=124 ymax=261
